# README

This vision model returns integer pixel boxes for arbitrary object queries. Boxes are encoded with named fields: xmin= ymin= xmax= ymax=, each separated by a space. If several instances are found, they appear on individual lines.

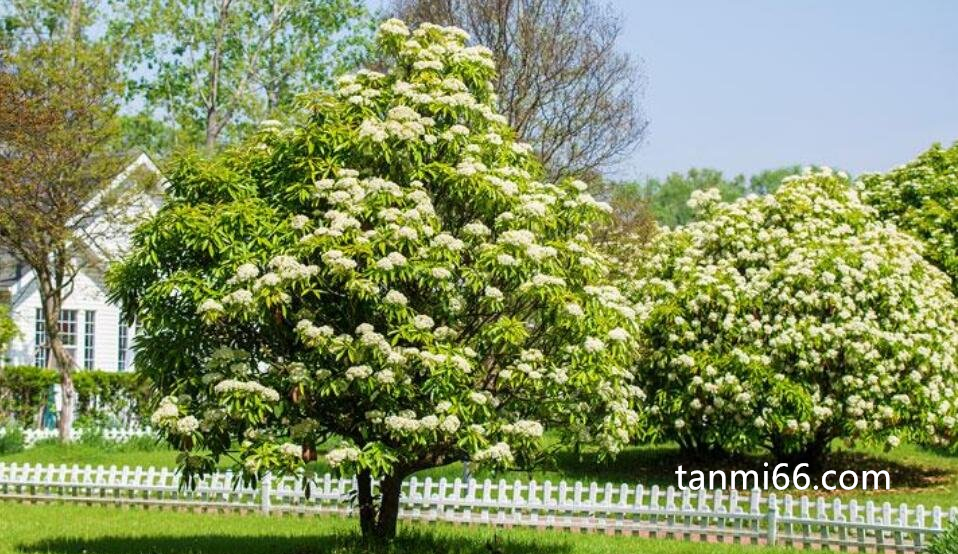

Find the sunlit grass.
xmin=1 ymin=502 xmax=800 ymax=554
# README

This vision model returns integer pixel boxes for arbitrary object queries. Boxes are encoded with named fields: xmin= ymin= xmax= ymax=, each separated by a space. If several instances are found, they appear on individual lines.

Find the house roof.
xmin=0 ymin=152 xmax=166 ymax=296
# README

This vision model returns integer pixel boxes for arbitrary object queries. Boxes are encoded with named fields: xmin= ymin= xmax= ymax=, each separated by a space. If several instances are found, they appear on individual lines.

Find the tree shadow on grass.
xmin=17 ymin=528 xmax=575 ymax=554
xmin=535 ymin=444 xmax=953 ymax=494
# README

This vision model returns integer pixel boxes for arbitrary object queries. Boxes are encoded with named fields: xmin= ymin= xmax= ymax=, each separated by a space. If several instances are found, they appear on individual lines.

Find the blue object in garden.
xmin=41 ymin=385 xmax=58 ymax=429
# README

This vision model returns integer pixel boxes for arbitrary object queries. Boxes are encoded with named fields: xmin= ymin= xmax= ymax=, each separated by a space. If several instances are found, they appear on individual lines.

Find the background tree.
xmin=0 ymin=37 xmax=125 ymax=441
xmin=112 ymin=0 xmax=373 ymax=152
xmin=109 ymin=20 xmax=644 ymax=540
xmin=859 ymin=141 xmax=958 ymax=292
xmin=640 ymin=168 xmax=746 ymax=227
xmin=0 ymin=0 xmax=98 ymax=46
xmin=747 ymin=165 xmax=803 ymax=195
xmin=626 ymin=172 xmax=958 ymax=465
xmin=393 ymin=0 xmax=647 ymax=181
xmin=590 ymin=180 xmax=658 ymax=273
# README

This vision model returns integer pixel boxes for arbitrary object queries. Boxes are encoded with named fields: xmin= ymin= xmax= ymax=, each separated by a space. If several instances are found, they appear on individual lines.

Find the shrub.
xmin=859 ymin=141 xmax=958 ymax=292
xmin=0 ymin=423 xmax=24 ymax=454
xmin=929 ymin=522 xmax=958 ymax=554
xmin=0 ymin=366 xmax=152 ymax=426
xmin=108 ymin=18 xmax=645 ymax=540
xmin=626 ymin=170 xmax=958 ymax=463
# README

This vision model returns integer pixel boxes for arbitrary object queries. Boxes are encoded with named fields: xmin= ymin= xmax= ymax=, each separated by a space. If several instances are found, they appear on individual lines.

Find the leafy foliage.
xmin=0 ymin=423 xmax=25 ymax=455
xmin=641 ymin=168 xmax=747 ymax=227
xmin=0 ymin=304 xmax=18 ymax=358
xmin=929 ymin=522 xmax=958 ymax=554
xmin=625 ymin=171 xmax=958 ymax=462
xmin=109 ymin=19 xmax=645 ymax=537
xmin=112 ymin=0 xmax=373 ymax=151
xmin=859 ymin=142 xmax=958 ymax=292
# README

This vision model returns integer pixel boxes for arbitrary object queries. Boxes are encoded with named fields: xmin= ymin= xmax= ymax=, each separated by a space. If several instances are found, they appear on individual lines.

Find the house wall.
xmin=4 ymin=268 xmax=133 ymax=372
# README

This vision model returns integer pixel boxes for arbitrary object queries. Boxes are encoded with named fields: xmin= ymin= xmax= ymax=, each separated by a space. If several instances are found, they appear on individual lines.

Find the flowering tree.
xmin=859 ymin=141 xmax=958 ymax=292
xmin=626 ymin=170 xmax=958 ymax=464
xmin=108 ymin=19 xmax=643 ymax=539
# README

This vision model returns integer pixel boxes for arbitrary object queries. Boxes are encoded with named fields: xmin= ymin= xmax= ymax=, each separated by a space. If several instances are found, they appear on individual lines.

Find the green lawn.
xmin=0 ymin=502 xmax=797 ymax=554
xmin=3 ymin=438 xmax=957 ymax=508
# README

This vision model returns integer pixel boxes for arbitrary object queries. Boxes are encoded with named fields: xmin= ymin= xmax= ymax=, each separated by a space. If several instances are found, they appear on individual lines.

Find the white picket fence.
xmin=0 ymin=463 xmax=953 ymax=552
xmin=0 ymin=426 xmax=155 ymax=447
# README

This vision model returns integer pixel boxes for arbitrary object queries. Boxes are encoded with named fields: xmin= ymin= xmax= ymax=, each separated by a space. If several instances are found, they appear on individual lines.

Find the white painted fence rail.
xmin=0 ymin=462 xmax=953 ymax=552
xmin=0 ymin=427 xmax=155 ymax=447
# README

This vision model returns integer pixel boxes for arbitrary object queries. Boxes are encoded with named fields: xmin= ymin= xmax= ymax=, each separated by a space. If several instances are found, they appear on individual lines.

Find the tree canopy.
xmin=859 ymin=142 xmax=958 ymax=292
xmin=109 ymin=19 xmax=645 ymax=539
xmin=625 ymin=170 xmax=958 ymax=463
xmin=110 ymin=0 xmax=373 ymax=152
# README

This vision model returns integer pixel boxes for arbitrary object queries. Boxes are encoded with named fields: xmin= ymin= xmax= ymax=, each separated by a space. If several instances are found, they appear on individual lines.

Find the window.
xmin=59 ymin=310 xmax=77 ymax=365
xmin=34 ymin=309 xmax=47 ymax=367
xmin=118 ymin=321 xmax=129 ymax=371
xmin=83 ymin=311 xmax=95 ymax=370
xmin=34 ymin=309 xmax=79 ymax=367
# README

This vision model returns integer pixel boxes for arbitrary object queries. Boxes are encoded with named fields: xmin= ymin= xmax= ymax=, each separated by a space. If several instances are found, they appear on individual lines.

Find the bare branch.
xmin=395 ymin=0 xmax=648 ymax=180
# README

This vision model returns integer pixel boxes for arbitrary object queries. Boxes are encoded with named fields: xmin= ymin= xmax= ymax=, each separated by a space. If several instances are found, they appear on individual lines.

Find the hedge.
xmin=0 ymin=366 xmax=153 ymax=427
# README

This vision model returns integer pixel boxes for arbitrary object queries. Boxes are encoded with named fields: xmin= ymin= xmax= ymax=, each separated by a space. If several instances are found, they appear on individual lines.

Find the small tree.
xmin=626 ymin=170 xmax=958 ymax=464
xmin=0 ymin=37 xmax=124 ymax=441
xmin=859 ymin=141 xmax=958 ymax=292
xmin=109 ymin=19 xmax=644 ymax=540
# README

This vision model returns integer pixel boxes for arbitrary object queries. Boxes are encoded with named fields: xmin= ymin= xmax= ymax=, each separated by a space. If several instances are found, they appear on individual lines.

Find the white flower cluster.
xmin=501 ymin=420 xmax=544 ymax=438
xmin=326 ymin=446 xmax=361 ymax=467
xmin=629 ymin=170 xmax=958 ymax=456
xmin=472 ymin=442 xmax=514 ymax=464
xmin=686 ymin=187 xmax=723 ymax=211
xmin=279 ymin=442 xmax=303 ymax=459
xmin=213 ymin=379 xmax=281 ymax=402
xmin=150 ymin=396 xmax=179 ymax=427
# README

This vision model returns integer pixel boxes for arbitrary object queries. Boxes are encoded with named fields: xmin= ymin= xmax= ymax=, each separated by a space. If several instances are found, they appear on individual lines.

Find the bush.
xmin=0 ymin=423 xmax=24 ymax=454
xmin=929 ymin=522 xmax=958 ymax=554
xmin=627 ymin=170 xmax=958 ymax=463
xmin=0 ymin=366 xmax=153 ymax=426
xmin=859 ymin=141 xmax=958 ymax=292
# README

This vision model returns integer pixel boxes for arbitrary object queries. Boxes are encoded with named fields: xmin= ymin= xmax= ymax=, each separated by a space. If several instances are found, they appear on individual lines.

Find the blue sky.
xmin=608 ymin=1 xmax=958 ymax=180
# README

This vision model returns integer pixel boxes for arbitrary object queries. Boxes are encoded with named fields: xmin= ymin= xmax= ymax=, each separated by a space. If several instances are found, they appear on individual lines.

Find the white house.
xmin=0 ymin=153 xmax=165 ymax=372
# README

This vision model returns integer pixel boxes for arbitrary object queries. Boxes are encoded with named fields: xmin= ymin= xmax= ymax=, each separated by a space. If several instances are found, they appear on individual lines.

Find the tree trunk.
xmin=375 ymin=473 xmax=403 ymax=539
xmin=772 ymin=430 xmax=832 ymax=471
xmin=356 ymin=470 xmax=376 ymax=538
xmin=354 ymin=471 xmax=405 ymax=541
xmin=67 ymin=0 xmax=83 ymax=41
xmin=40 ymin=286 xmax=75 ymax=443
xmin=56 ymin=360 xmax=75 ymax=442
xmin=205 ymin=110 xmax=219 ymax=153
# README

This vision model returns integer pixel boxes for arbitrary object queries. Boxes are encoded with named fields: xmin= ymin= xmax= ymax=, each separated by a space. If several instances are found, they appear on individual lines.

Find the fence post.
xmin=261 ymin=472 xmax=272 ymax=515
xmin=767 ymin=494 xmax=779 ymax=546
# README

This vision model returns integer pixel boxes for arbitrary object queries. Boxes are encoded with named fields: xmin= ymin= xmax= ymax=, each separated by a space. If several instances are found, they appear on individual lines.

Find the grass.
xmin=2 ymin=437 xmax=957 ymax=507
xmin=0 ymin=441 xmax=176 ymax=467
xmin=0 ymin=502 xmax=801 ymax=554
